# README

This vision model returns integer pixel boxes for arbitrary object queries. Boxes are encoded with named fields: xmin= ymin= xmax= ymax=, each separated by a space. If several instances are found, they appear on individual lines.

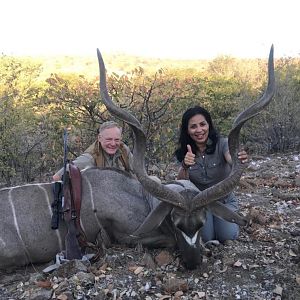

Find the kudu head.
xmin=96 ymin=46 xmax=275 ymax=269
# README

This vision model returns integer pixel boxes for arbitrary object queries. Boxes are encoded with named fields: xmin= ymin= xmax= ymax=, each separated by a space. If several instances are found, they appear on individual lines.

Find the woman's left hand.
xmin=238 ymin=150 xmax=248 ymax=164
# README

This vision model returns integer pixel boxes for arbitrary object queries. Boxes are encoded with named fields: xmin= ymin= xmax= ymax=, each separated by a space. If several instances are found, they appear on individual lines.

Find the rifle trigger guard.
xmin=71 ymin=210 xmax=77 ymax=220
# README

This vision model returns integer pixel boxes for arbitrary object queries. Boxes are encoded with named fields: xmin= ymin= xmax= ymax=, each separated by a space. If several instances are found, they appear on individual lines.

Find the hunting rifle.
xmin=62 ymin=128 xmax=83 ymax=260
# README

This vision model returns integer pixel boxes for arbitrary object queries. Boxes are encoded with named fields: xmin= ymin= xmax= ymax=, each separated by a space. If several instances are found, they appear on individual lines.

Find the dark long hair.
xmin=174 ymin=106 xmax=219 ymax=162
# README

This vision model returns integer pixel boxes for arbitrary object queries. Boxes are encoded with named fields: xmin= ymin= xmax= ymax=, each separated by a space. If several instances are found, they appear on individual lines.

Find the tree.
xmin=242 ymin=57 xmax=300 ymax=153
xmin=0 ymin=55 xmax=47 ymax=184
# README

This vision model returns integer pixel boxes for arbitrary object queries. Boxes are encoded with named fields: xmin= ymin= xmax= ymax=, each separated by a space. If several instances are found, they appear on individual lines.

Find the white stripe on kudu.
xmin=9 ymin=187 xmax=32 ymax=264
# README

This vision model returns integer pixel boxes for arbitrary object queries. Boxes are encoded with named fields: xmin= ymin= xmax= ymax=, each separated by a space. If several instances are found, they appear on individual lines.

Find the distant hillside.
xmin=15 ymin=52 xmax=293 ymax=82
xmin=27 ymin=53 xmax=210 ymax=79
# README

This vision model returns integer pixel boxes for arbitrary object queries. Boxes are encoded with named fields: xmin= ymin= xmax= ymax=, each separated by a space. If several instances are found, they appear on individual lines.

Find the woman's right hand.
xmin=183 ymin=144 xmax=196 ymax=168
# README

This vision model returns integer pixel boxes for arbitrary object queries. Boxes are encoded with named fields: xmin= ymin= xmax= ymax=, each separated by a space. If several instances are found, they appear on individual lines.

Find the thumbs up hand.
xmin=182 ymin=144 xmax=196 ymax=169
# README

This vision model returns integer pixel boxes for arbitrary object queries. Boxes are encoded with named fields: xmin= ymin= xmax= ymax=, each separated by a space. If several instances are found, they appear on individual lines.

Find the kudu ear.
xmin=131 ymin=202 xmax=173 ymax=237
xmin=208 ymin=202 xmax=248 ymax=226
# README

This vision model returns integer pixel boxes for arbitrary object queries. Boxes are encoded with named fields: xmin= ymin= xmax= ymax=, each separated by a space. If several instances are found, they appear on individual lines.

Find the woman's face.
xmin=187 ymin=114 xmax=209 ymax=146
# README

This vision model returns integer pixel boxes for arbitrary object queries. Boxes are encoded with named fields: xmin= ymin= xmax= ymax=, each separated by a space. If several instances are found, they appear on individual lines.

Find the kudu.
xmin=96 ymin=45 xmax=275 ymax=269
xmin=0 ymin=46 xmax=275 ymax=270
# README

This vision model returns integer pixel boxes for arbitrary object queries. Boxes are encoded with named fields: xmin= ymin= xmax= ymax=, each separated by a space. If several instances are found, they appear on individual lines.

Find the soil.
xmin=0 ymin=153 xmax=299 ymax=300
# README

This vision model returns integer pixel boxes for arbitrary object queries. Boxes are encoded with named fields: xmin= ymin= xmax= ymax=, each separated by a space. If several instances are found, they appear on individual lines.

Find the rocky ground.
xmin=0 ymin=153 xmax=299 ymax=300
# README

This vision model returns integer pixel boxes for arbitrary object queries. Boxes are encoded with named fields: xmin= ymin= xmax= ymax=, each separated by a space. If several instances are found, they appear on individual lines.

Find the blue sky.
xmin=1 ymin=0 xmax=299 ymax=59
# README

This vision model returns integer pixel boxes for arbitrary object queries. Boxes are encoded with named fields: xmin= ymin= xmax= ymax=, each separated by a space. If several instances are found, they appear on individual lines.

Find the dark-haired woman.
xmin=175 ymin=106 xmax=248 ymax=243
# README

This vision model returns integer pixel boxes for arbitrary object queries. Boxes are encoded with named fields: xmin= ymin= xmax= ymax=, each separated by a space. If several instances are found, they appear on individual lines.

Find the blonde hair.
xmin=98 ymin=121 xmax=122 ymax=134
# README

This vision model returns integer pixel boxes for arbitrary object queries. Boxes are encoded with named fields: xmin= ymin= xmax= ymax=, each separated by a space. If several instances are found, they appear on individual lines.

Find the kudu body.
xmin=0 ymin=169 xmax=202 ymax=269
xmin=0 ymin=46 xmax=275 ymax=270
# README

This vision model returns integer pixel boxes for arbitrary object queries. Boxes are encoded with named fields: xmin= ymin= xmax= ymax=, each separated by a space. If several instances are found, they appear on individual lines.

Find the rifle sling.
xmin=64 ymin=162 xmax=102 ymax=258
